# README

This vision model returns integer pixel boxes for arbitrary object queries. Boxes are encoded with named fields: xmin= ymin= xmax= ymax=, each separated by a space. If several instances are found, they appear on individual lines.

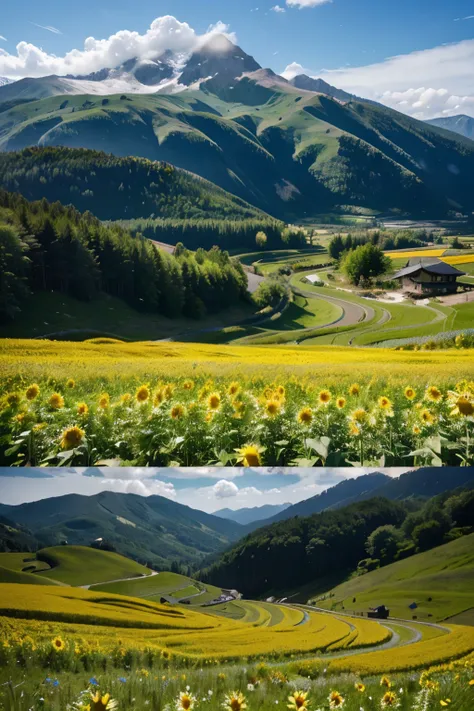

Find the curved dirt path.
xmin=80 ymin=569 xmax=159 ymax=590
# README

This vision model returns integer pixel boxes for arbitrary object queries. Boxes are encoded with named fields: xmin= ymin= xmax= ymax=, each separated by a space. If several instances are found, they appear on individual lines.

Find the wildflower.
xmin=66 ymin=379 xmax=75 ymax=389
xmin=170 ymin=405 xmax=186 ymax=420
xmin=98 ymin=393 xmax=110 ymax=409
xmin=136 ymin=384 xmax=150 ymax=403
xmin=404 ymin=386 xmax=416 ymax=400
xmin=469 ymin=680 xmax=474 ymax=686
xmin=77 ymin=402 xmax=89 ymax=416
xmin=381 ymin=691 xmax=397 ymax=706
xmin=90 ymin=692 xmax=118 ymax=711
xmin=298 ymin=407 xmax=313 ymax=425
xmin=118 ymin=677 xmax=127 ymax=683
xmin=440 ymin=701 xmax=451 ymax=707
xmin=378 ymin=396 xmax=392 ymax=410
xmin=61 ymin=426 xmax=85 ymax=450
xmin=420 ymin=409 xmax=435 ymax=425
xmin=89 ymin=678 xmax=99 ymax=686
xmin=49 ymin=393 xmax=64 ymax=409
xmin=26 ymin=384 xmax=40 ymax=401
xmin=235 ymin=444 xmax=264 ymax=467
xmin=224 ymin=692 xmax=247 ymax=711
xmin=355 ymin=683 xmax=365 ymax=692
xmin=349 ymin=383 xmax=360 ymax=396
xmin=51 ymin=637 xmax=65 ymax=652
xmin=349 ymin=422 xmax=360 ymax=436
xmin=265 ymin=399 xmax=281 ymax=417
xmin=288 ymin=691 xmax=309 ymax=711
xmin=319 ymin=389 xmax=331 ymax=405
xmin=412 ymin=424 xmax=421 ymax=435
xmin=247 ymin=684 xmax=255 ymax=691
xmin=380 ymin=677 xmax=391 ymax=689
xmin=208 ymin=392 xmax=221 ymax=411
xmin=176 ymin=692 xmax=197 ymax=711
xmin=336 ymin=397 xmax=346 ymax=409
xmin=328 ymin=690 xmax=344 ymax=709
xmin=426 ymin=385 xmax=442 ymax=402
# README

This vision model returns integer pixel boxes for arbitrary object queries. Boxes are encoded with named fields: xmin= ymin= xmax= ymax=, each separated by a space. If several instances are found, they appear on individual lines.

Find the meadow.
xmin=1 ymin=340 xmax=474 ymax=467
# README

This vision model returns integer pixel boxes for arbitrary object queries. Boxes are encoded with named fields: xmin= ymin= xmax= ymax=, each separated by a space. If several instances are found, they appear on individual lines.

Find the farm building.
xmin=393 ymin=258 xmax=466 ymax=296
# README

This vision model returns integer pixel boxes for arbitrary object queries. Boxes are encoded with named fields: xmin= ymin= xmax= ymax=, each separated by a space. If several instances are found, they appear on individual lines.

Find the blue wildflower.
xmin=89 ymin=677 xmax=99 ymax=686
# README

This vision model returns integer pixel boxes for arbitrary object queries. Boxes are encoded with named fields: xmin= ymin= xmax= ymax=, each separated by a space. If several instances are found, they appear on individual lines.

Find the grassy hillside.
xmin=1 ymin=83 xmax=474 ymax=216
xmin=0 ymin=564 xmax=61 ymax=585
xmin=95 ymin=570 xmax=224 ymax=606
xmin=317 ymin=534 xmax=474 ymax=622
xmin=0 ymin=492 xmax=243 ymax=568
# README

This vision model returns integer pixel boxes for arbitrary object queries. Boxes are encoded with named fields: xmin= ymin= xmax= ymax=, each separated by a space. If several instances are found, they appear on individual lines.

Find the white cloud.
xmin=282 ymin=39 xmax=474 ymax=119
xmin=101 ymin=478 xmax=176 ymax=498
xmin=454 ymin=15 xmax=474 ymax=21
xmin=212 ymin=479 xmax=239 ymax=499
xmin=239 ymin=486 xmax=263 ymax=497
xmin=30 ymin=23 xmax=62 ymax=35
xmin=286 ymin=0 xmax=331 ymax=7
xmin=0 ymin=16 xmax=236 ymax=80
xmin=271 ymin=5 xmax=286 ymax=12
xmin=0 ymin=36 xmax=7 ymax=42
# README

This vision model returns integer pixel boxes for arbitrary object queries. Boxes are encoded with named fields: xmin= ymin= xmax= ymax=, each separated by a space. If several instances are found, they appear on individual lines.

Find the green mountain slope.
xmin=1 ymin=79 xmax=473 ymax=216
xmin=0 ymin=146 xmax=268 ymax=222
xmin=0 ymin=492 xmax=243 ymax=569
xmin=317 ymin=533 xmax=474 ymax=622
xmin=0 ymin=564 xmax=61 ymax=585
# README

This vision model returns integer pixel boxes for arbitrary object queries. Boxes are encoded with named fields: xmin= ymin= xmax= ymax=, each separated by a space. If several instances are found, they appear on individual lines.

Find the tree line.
xmin=0 ymin=190 xmax=249 ymax=323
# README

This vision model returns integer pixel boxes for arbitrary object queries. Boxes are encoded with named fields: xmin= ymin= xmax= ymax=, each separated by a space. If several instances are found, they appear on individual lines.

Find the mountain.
xmin=425 ymin=114 xmax=474 ymax=141
xmin=214 ymin=503 xmax=291 ymax=526
xmin=241 ymin=468 xmax=474 ymax=533
xmin=0 ymin=78 xmax=11 ymax=88
xmin=0 ymin=516 xmax=40 ymax=553
xmin=1 ymin=74 xmax=473 ymax=217
xmin=288 ymin=74 xmax=355 ymax=103
xmin=179 ymin=35 xmax=260 ymax=88
xmin=0 ymin=491 xmax=243 ymax=569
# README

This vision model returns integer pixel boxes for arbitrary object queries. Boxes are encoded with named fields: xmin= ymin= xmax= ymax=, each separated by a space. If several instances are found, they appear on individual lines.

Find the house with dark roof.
xmin=393 ymin=258 xmax=466 ymax=296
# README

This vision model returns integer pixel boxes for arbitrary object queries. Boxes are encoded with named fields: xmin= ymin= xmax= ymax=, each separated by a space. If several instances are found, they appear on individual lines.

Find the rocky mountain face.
xmin=426 ymin=114 xmax=474 ymax=141
xmin=289 ymin=74 xmax=355 ymax=102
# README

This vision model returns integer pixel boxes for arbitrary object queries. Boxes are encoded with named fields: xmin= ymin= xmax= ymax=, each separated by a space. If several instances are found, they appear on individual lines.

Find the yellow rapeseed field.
xmin=384 ymin=249 xmax=447 ymax=259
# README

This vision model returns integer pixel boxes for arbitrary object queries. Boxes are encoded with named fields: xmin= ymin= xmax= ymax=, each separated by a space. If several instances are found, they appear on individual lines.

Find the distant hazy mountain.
xmin=425 ymin=114 xmax=474 ymax=141
xmin=0 ymin=491 xmax=243 ymax=568
xmin=214 ymin=503 xmax=291 ymax=526
xmin=0 ymin=77 xmax=12 ymax=87
xmin=288 ymin=74 xmax=355 ymax=102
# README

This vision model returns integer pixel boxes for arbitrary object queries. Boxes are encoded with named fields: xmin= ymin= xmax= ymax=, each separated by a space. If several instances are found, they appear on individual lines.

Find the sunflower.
xmin=98 ymin=393 xmax=110 ymax=409
xmin=426 ymin=385 xmax=442 ymax=402
xmin=66 ymin=379 xmax=76 ymax=389
xmin=228 ymin=382 xmax=241 ymax=396
xmin=412 ymin=424 xmax=421 ymax=435
xmin=77 ymin=402 xmax=89 ymax=416
xmin=354 ymin=683 xmax=365 ymax=692
xmin=183 ymin=380 xmax=195 ymax=391
xmin=420 ymin=408 xmax=436 ymax=425
xmin=208 ymin=392 xmax=221 ymax=411
xmin=298 ymin=407 xmax=313 ymax=425
xmin=176 ymin=692 xmax=196 ymax=711
xmin=404 ymin=386 xmax=416 ymax=400
xmin=276 ymin=385 xmax=285 ymax=396
xmin=235 ymin=444 xmax=264 ymax=467
xmin=136 ymin=385 xmax=150 ymax=403
xmin=287 ymin=691 xmax=309 ymax=711
xmin=49 ymin=393 xmax=65 ymax=410
xmin=319 ymin=389 xmax=332 ymax=405
xmin=336 ymin=397 xmax=346 ymax=409
xmin=378 ymin=396 xmax=392 ymax=410
xmin=90 ymin=692 xmax=118 ymax=711
xmin=381 ymin=691 xmax=397 ymax=706
xmin=61 ymin=426 xmax=85 ymax=450
xmin=223 ymin=691 xmax=247 ymax=711
xmin=380 ymin=676 xmax=391 ymax=688
xmin=154 ymin=389 xmax=164 ymax=406
xmin=451 ymin=396 xmax=474 ymax=417
xmin=25 ymin=384 xmax=40 ymax=401
xmin=328 ymin=690 xmax=344 ymax=709
xmin=265 ymin=399 xmax=281 ymax=417
xmin=52 ymin=636 xmax=66 ymax=652
xmin=163 ymin=384 xmax=174 ymax=400
xmin=349 ymin=422 xmax=360 ymax=436
xmin=120 ymin=393 xmax=131 ymax=405
xmin=351 ymin=408 xmax=368 ymax=424
xmin=170 ymin=405 xmax=186 ymax=420
xmin=349 ymin=383 xmax=360 ymax=396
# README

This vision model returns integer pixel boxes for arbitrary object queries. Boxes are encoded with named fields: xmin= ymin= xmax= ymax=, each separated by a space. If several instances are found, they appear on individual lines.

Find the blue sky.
xmin=1 ymin=1 xmax=473 ymax=117
xmin=0 ymin=467 xmax=410 ymax=512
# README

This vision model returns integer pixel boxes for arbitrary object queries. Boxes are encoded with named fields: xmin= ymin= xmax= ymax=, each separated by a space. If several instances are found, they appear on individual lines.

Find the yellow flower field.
xmin=384 ymin=249 xmax=447 ymax=259
xmin=1 ymin=340 xmax=473 ymax=467
xmin=441 ymin=254 xmax=474 ymax=265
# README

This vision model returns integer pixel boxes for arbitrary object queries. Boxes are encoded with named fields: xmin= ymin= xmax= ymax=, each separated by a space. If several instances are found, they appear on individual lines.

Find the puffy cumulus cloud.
xmin=271 ymin=5 xmax=286 ymax=12
xmin=239 ymin=486 xmax=263 ymax=497
xmin=212 ymin=479 xmax=239 ymax=499
xmin=101 ymin=478 xmax=176 ymax=498
xmin=0 ymin=16 xmax=235 ymax=80
xmin=286 ymin=0 xmax=331 ymax=7
xmin=283 ymin=39 xmax=474 ymax=119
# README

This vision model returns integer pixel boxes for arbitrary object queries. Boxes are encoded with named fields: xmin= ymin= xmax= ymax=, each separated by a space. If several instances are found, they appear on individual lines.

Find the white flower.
xmin=208 ymin=691 xmax=213 ymax=697
xmin=247 ymin=684 xmax=255 ymax=692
